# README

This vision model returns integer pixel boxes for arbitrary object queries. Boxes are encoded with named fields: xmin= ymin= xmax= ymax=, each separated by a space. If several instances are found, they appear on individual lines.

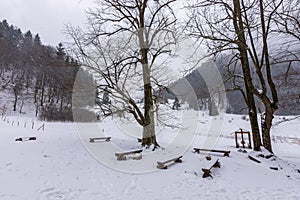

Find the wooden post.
xmin=248 ymin=132 xmax=252 ymax=148
xmin=241 ymin=131 xmax=245 ymax=148
xmin=235 ymin=132 xmax=239 ymax=148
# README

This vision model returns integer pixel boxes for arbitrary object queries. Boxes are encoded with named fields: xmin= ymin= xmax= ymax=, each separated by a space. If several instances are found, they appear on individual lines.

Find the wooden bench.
xmin=157 ymin=156 xmax=183 ymax=169
xmin=115 ymin=149 xmax=143 ymax=160
xmin=89 ymin=137 xmax=111 ymax=143
xmin=193 ymin=148 xmax=230 ymax=157
xmin=15 ymin=137 xmax=36 ymax=142
xmin=202 ymin=159 xmax=221 ymax=178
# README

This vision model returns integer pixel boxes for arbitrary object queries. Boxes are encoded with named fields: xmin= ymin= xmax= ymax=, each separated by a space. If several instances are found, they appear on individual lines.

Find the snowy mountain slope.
xmin=0 ymin=112 xmax=299 ymax=200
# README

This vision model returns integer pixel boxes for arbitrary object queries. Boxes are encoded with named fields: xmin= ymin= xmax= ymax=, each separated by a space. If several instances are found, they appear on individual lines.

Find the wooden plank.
xmin=158 ymin=156 xmax=183 ymax=165
xmin=193 ymin=148 xmax=230 ymax=156
xmin=89 ymin=137 xmax=111 ymax=143
xmin=210 ymin=150 xmax=230 ymax=157
xmin=157 ymin=156 xmax=183 ymax=169
xmin=115 ymin=149 xmax=143 ymax=161
xmin=115 ymin=149 xmax=143 ymax=157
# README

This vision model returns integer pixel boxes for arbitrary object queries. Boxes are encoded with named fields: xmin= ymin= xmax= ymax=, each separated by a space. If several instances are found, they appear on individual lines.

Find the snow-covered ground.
xmin=0 ymin=111 xmax=299 ymax=200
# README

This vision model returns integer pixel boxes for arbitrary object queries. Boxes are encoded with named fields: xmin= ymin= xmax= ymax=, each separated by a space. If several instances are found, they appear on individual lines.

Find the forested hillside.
xmin=172 ymin=57 xmax=300 ymax=115
xmin=0 ymin=20 xmax=79 ymax=121
xmin=0 ymin=18 xmax=298 ymax=122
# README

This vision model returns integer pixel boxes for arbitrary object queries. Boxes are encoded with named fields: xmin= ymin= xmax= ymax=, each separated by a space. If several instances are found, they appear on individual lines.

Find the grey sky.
xmin=0 ymin=0 xmax=95 ymax=46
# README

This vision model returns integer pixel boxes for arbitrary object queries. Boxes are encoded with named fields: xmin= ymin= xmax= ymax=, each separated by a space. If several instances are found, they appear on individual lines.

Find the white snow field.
xmin=0 ymin=112 xmax=299 ymax=200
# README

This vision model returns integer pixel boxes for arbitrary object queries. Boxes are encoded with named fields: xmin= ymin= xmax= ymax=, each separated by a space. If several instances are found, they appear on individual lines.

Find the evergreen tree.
xmin=24 ymin=30 xmax=32 ymax=40
xmin=56 ymin=42 xmax=65 ymax=60
xmin=34 ymin=34 xmax=41 ymax=45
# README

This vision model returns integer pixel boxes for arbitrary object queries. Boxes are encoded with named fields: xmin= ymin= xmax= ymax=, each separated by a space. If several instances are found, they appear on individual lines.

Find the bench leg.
xmin=212 ymin=161 xmax=221 ymax=168
xmin=202 ymin=172 xmax=213 ymax=178
xmin=223 ymin=152 xmax=229 ymax=157
xmin=117 ymin=155 xmax=126 ymax=161
xmin=133 ymin=153 xmax=142 ymax=160
xmin=193 ymin=149 xmax=200 ymax=154
xmin=157 ymin=164 xmax=168 ymax=169
xmin=174 ymin=158 xmax=182 ymax=163
xmin=202 ymin=169 xmax=212 ymax=178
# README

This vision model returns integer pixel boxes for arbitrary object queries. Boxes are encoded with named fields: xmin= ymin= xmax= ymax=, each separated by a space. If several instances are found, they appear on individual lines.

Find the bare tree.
xmin=187 ymin=0 xmax=298 ymax=152
xmin=273 ymin=1 xmax=300 ymax=114
xmin=67 ymin=0 xmax=178 ymax=148
xmin=274 ymin=0 xmax=300 ymax=41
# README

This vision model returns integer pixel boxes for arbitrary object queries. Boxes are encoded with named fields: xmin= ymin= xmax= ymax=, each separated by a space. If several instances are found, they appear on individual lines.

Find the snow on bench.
xmin=193 ymin=148 xmax=230 ymax=157
xmin=157 ymin=156 xmax=183 ymax=169
xmin=89 ymin=137 xmax=111 ymax=143
xmin=202 ymin=159 xmax=221 ymax=178
xmin=115 ymin=149 xmax=143 ymax=160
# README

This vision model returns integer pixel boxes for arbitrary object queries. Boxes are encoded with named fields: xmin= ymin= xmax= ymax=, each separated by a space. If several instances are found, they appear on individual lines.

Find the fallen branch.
xmin=248 ymin=155 xmax=261 ymax=163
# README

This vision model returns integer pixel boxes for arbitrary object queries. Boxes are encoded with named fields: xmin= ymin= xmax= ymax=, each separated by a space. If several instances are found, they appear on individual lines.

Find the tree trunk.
xmin=142 ymin=110 xmax=159 ymax=148
xmin=13 ymin=92 xmax=17 ymax=112
xmin=208 ymin=98 xmax=219 ymax=116
xmin=233 ymin=0 xmax=262 ymax=151
xmin=13 ymin=85 xmax=19 ymax=112
xmin=138 ymin=5 xmax=159 ymax=147
xmin=140 ymin=50 xmax=159 ymax=147
xmin=248 ymin=98 xmax=262 ymax=151
xmin=258 ymin=0 xmax=278 ymax=153
xmin=35 ymin=103 xmax=39 ymax=117
xmin=262 ymin=106 xmax=274 ymax=153
xmin=19 ymin=99 xmax=24 ymax=114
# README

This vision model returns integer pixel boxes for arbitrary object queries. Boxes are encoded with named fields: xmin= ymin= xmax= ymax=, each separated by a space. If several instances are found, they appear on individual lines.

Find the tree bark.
xmin=258 ymin=0 xmax=279 ymax=153
xmin=140 ymin=47 xmax=159 ymax=147
xmin=13 ymin=90 xmax=18 ymax=112
xmin=138 ymin=1 xmax=159 ymax=148
xmin=233 ymin=0 xmax=262 ymax=150
xmin=262 ymin=105 xmax=274 ymax=153
xmin=142 ymin=110 xmax=159 ymax=148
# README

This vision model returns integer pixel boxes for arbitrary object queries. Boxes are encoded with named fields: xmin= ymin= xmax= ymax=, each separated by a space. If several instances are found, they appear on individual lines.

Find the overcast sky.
xmin=0 ymin=0 xmax=95 ymax=46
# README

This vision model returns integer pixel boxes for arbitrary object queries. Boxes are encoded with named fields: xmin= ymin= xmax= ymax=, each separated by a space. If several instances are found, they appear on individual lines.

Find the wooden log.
xmin=157 ymin=156 xmax=183 ymax=169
